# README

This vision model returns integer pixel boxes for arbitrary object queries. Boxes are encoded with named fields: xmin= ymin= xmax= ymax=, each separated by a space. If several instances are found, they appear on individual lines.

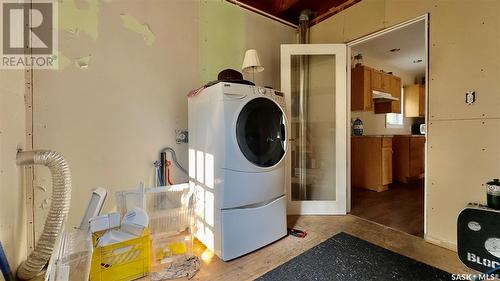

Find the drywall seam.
xmin=24 ymin=49 xmax=35 ymax=254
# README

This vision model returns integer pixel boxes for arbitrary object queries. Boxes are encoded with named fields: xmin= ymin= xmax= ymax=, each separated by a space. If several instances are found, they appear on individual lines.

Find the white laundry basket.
xmin=145 ymin=184 xmax=195 ymax=235
xmin=116 ymin=183 xmax=195 ymax=235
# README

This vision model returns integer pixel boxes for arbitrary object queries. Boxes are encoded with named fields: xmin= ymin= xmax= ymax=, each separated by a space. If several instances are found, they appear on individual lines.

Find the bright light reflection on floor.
xmin=201 ymin=249 xmax=214 ymax=263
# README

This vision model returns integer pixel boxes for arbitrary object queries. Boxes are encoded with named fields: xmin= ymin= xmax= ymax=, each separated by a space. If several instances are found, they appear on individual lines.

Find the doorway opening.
xmin=347 ymin=15 xmax=428 ymax=237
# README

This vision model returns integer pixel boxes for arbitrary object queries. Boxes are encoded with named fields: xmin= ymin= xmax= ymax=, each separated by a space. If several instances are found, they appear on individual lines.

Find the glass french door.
xmin=281 ymin=44 xmax=347 ymax=215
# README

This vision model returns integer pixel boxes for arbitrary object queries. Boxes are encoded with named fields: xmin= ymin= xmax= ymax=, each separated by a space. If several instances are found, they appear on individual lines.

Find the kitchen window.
xmin=386 ymin=89 xmax=404 ymax=128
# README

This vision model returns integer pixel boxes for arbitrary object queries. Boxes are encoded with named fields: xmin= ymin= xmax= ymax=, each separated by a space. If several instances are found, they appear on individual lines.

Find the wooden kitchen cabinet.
xmin=404 ymin=84 xmax=425 ymax=117
xmin=371 ymin=69 xmax=390 ymax=92
xmin=351 ymin=136 xmax=393 ymax=192
xmin=393 ymin=135 xmax=425 ymax=183
xmin=374 ymin=75 xmax=401 ymax=114
xmin=382 ymin=147 xmax=393 ymax=185
xmin=351 ymin=65 xmax=373 ymax=111
xmin=352 ymin=65 xmax=401 ymax=114
xmin=390 ymin=76 xmax=402 ymax=113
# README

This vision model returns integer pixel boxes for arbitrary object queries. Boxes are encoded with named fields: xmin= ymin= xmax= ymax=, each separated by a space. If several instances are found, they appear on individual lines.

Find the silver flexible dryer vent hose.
xmin=16 ymin=150 xmax=72 ymax=280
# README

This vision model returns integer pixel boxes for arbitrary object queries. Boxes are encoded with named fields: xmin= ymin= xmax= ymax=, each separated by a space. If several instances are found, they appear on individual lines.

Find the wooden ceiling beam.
xmin=272 ymin=0 xmax=301 ymax=14
xmin=311 ymin=0 xmax=362 ymax=25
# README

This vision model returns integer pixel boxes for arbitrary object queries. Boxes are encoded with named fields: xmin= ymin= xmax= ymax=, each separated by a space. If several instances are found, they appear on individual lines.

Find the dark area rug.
xmin=256 ymin=232 xmax=452 ymax=281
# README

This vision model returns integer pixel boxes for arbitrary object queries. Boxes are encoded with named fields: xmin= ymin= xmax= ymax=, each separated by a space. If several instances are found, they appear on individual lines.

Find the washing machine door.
xmin=236 ymin=97 xmax=286 ymax=168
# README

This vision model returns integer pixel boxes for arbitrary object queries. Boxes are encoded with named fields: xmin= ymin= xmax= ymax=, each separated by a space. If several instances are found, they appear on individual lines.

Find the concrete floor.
xmin=145 ymin=215 xmax=471 ymax=281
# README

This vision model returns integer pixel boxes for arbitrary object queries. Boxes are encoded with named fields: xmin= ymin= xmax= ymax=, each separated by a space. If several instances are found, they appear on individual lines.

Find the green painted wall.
xmin=199 ymin=0 xmax=245 ymax=84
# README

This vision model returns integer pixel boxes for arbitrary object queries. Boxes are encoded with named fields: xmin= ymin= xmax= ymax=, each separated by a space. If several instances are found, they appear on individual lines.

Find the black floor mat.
xmin=256 ymin=232 xmax=452 ymax=281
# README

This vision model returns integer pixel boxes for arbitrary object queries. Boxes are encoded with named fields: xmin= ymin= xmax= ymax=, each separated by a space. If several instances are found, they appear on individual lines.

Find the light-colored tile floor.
xmin=145 ymin=215 xmax=471 ymax=280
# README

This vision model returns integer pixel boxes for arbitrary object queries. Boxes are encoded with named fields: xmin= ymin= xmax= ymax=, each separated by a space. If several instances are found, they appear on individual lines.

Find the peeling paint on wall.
xmin=59 ymin=0 xmax=100 ymax=40
xmin=75 ymin=54 xmax=92 ymax=68
xmin=40 ymin=199 xmax=50 ymax=210
xmin=120 ymin=14 xmax=155 ymax=46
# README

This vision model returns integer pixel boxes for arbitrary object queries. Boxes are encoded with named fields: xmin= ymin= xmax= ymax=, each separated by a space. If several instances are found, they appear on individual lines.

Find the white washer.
xmin=188 ymin=82 xmax=287 ymax=261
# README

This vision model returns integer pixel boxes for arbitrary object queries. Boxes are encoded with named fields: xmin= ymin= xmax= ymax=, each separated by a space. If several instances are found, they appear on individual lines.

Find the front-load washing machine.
xmin=188 ymin=82 xmax=287 ymax=261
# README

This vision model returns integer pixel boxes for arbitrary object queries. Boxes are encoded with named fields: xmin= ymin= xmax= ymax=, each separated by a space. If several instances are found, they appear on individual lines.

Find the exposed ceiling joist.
xmin=227 ymin=0 xmax=362 ymax=26
xmin=272 ymin=0 xmax=300 ymax=14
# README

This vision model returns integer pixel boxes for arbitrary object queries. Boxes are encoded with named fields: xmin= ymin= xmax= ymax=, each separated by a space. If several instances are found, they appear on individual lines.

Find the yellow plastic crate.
xmin=90 ymin=229 xmax=151 ymax=281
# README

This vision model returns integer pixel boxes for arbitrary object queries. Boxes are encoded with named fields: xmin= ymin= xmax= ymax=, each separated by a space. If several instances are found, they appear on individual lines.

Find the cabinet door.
xmin=382 ymin=147 xmax=393 ymax=185
xmin=382 ymin=73 xmax=391 ymax=92
xmin=390 ymin=76 xmax=402 ymax=113
xmin=392 ymin=136 xmax=410 ymax=183
xmin=351 ymin=66 xmax=373 ymax=111
xmin=418 ymin=86 xmax=425 ymax=117
xmin=409 ymin=137 xmax=425 ymax=177
xmin=404 ymin=85 xmax=420 ymax=117
xmin=371 ymin=70 xmax=383 ymax=91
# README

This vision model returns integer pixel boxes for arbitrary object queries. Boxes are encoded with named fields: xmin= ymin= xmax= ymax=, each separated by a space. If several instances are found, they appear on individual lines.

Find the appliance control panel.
xmin=255 ymin=86 xmax=285 ymax=106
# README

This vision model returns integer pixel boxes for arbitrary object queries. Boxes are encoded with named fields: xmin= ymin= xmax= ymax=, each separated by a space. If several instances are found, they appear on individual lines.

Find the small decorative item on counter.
xmin=353 ymin=53 xmax=363 ymax=66
xmin=352 ymin=118 xmax=364 ymax=136
xmin=486 ymin=179 xmax=500 ymax=210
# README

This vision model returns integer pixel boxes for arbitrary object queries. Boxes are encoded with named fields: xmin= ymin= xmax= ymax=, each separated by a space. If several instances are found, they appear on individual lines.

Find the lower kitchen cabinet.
xmin=351 ymin=136 xmax=393 ymax=192
xmin=392 ymin=135 xmax=425 ymax=183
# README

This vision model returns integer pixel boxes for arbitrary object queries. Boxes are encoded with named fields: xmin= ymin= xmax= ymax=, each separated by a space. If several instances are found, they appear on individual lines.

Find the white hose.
xmin=16 ymin=150 xmax=72 ymax=280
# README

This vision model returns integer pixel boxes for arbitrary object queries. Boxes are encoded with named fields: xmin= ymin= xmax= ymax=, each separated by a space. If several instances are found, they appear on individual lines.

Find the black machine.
xmin=457 ymin=204 xmax=500 ymax=274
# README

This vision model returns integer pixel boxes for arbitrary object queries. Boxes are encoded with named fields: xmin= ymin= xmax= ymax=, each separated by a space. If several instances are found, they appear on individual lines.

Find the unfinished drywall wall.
xmin=0 ymin=70 xmax=27 ymax=270
xmin=32 ymin=0 xmax=295 ymax=234
xmin=351 ymin=54 xmax=419 ymax=135
xmin=311 ymin=0 xmax=500 ymax=249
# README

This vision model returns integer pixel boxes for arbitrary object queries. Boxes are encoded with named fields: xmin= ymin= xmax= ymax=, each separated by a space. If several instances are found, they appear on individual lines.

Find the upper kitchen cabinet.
xmin=351 ymin=65 xmax=401 ymax=114
xmin=351 ymin=65 xmax=373 ymax=111
xmin=389 ymin=76 xmax=402 ymax=113
xmin=371 ymin=69 xmax=391 ymax=92
xmin=404 ymin=84 xmax=425 ymax=117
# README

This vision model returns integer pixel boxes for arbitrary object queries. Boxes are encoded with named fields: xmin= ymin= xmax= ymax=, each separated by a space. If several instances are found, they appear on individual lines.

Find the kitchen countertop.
xmin=352 ymin=135 xmax=393 ymax=138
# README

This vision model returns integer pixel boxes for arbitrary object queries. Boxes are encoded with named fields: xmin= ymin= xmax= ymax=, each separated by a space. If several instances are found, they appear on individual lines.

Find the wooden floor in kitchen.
xmin=351 ymin=179 xmax=425 ymax=237
xmin=144 ymin=214 xmax=470 ymax=281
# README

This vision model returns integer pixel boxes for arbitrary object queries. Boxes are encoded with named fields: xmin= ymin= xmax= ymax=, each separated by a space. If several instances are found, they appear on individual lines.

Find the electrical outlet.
xmin=465 ymin=91 xmax=476 ymax=105
xmin=175 ymin=130 xmax=188 ymax=143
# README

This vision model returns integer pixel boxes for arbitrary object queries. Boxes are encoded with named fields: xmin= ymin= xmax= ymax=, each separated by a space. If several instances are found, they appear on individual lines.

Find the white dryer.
xmin=188 ymin=82 xmax=287 ymax=261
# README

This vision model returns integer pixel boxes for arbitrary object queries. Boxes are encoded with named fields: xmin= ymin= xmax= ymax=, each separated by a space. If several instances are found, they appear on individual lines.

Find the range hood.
xmin=372 ymin=90 xmax=398 ymax=103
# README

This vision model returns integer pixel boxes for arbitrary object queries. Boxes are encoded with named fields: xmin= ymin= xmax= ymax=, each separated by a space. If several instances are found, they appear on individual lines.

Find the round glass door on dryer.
xmin=223 ymin=89 xmax=287 ymax=173
xmin=236 ymin=97 xmax=286 ymax=168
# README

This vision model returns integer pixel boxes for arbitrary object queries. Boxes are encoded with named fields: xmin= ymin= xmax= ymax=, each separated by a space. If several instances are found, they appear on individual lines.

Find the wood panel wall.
xmin=311 ymin=0 xmax=500 ymax=250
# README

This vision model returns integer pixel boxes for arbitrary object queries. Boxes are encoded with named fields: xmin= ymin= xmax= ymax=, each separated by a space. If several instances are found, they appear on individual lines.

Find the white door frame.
xmin=346 ymin=14 xmax=430 ymax=235
xmin=281 ymin=44 xmax=347 ymax=215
